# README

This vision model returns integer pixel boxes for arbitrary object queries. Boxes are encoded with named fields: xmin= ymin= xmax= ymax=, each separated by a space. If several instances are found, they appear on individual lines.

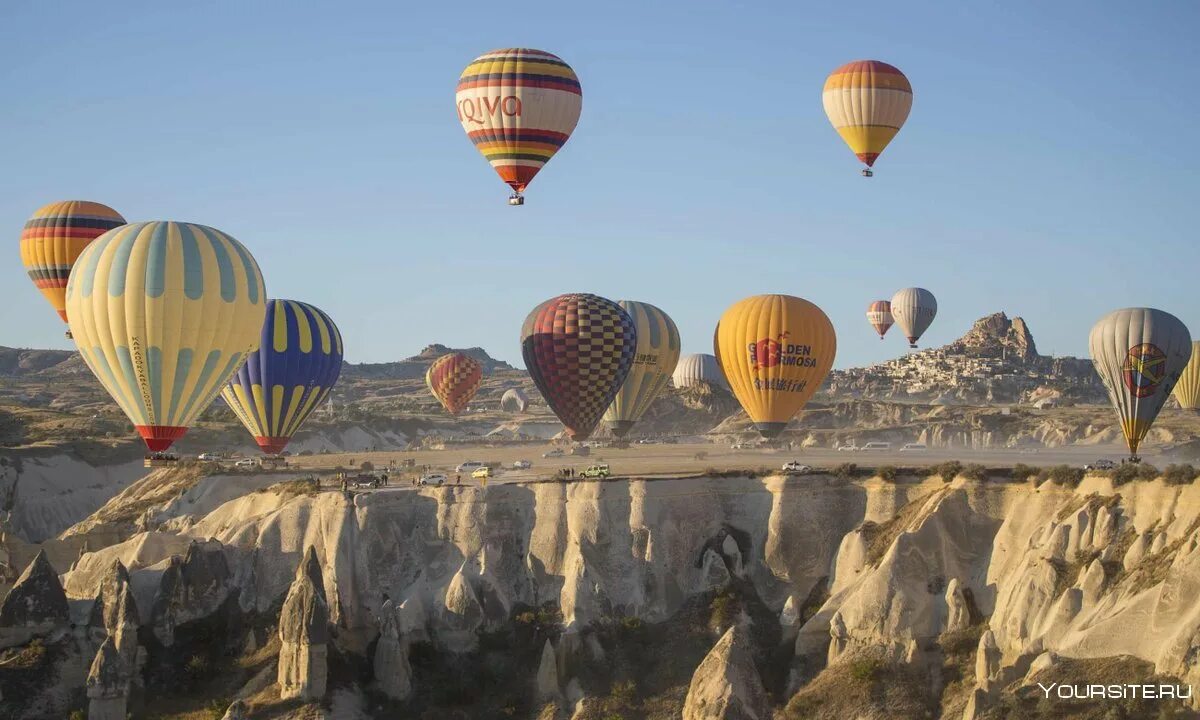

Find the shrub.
xmin=849 ymin=656 xmax=882 ymax=682
xmin=709 ymin=591 xmax=738 ymax=632
xmin=1164 ymin=464 xmax=1199 ymax=485
xmin=933 ymin=461 xmax=963 ymax=482
xmin=1040 ymin=465 xmax=1085 ymax=487
xmin=832 ymin=463 xmax=859 ymax=479
xmin=877 ymin=465 xmax=898 ymax=483
xmin=360 ymin=461 xmax=374 ymax=471
xmin=1109 ymin=463 xmax=1159 ymax=486
xmin=961 ymin=463 xmax=988 ymax=481
xmin=1012 ymin=464 xmax=1040 ymax=482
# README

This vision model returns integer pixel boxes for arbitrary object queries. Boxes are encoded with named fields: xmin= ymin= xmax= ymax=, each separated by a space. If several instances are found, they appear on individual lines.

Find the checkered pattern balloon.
xmin=521 ymin=293 xmax=637 ymax=440
xmin=426 ymin=352 xmax=483 ymax=415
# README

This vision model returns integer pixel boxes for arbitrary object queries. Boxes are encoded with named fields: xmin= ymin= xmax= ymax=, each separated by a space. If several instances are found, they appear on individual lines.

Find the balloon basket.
xmin=861 ymin=169 xmax=874 ymax=177
xmin=65 ymin=330 xmax=73 ymax=340
xmin=508 ymin=194 xmax=525 ymax=206
xmin=144 ymin=452 xmax=180 ymax=468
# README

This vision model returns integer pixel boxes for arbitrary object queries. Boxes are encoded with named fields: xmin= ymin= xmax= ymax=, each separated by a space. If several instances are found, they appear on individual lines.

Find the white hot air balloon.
xmin=501 ymin=388 xmax=529 ymax=413
xmin=891 ymin=287 xmax=937 ymax=348
xmin=672 ymin=353 xmax=729 ymax=391
xmin=1089 ymin=308 xmax=1192 ymax=460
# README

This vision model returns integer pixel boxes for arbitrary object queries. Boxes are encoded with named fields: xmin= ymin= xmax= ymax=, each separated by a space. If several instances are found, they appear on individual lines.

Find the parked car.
xmin=235 ymin=458 xmax=259 ymax=468
xmin=455 ymin=461 xmax=485 ymax=473
xmin=899 ymin=443 xmax=928 ymax=453
xmin=1084 ymin=459 xmax=1116 ymax=471
xmin=579 ymin=463 xmax=611 ymax=479
xmin=513 ymin=460 xmax=532 ymax=470
xmin=419 ymin=473 xmax=447 ymax=486
xmin=861 ymin=442 xmax=892 ymax=452
xmin=352 ymin=474 xmax=379 ymax=489
xmin=472 ymin=466 xmax=492 ymax=479
xmin=542 ymin=449 xmax=564 ymax=458
xmin=197 ymin=452 xmax=220 ymax=461
xmin=837 ymin=444 xmax=859 ymax=452
xmin=782 ymin=461 xmax=812 ymax=474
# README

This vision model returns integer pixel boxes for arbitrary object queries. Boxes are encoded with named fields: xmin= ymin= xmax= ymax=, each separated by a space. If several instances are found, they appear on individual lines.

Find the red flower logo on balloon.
xmin=749 ymin=333 xmax=789 ymax=370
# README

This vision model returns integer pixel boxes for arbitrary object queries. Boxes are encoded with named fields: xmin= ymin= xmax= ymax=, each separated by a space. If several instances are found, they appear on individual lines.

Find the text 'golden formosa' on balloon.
xmin=603 ymin=301 xmax=681 ymax=438
xmin=713 ymin=294 xmax=836 ymax=439
xmin=822 ymin=60 xmax=912 ymax=176
xmin=456 ymin=48 xmax=582 ymax=205
xmin=1174 ymin=341 xmax=1200 ymax=411
xmin=65 ymin=222 xmax=267 ymax=452
xmin=1089 ymin=308 xmax=1192 ymax=458
xmin=426 ymin=353 xmax=483 ymax=415
xmin=19 ymin=200 xmax=126 ymax=324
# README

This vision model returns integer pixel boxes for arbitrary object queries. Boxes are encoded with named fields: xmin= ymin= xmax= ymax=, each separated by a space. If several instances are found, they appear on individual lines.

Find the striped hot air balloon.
xmin=603 ymin=301 xmax=681 ymax=438
xmin=221 ymin=300 xmax=344 ymax=455
xmin=672 ymin=354 xmax=729 ymax=391
xmin=822 ymin=60 xmax=913 ymax=176
xmin=456 ymin=48 xmax=582 ymax=205
xmin=501 ymin=388 xmax=529 ymax=412
xmin=426 ymin=353 xmax=483 ymax=415
xmin=1173 ymin=341 xmax=1200 ymax=411
xmin=20 ymin=201 xmax=126 ymax=325
xmin=866 ymin=300 xmax=893 ymax=340
xmin=521 ymin=294 xmax=636 ymax=441
xmin=891 ymin=287 xmax=937 ymax=348
xmin=66 ymin=222 xmax=266 ymax=451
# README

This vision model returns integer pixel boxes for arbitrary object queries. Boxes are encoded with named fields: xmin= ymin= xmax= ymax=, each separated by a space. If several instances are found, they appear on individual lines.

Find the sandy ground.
xmin=277 ymin=440 xmax=1157 ymax=486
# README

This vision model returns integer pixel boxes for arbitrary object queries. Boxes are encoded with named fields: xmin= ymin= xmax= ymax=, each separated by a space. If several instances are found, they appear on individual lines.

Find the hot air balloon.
xmin=521 ymin=294 xmax=636 ymax=440
xmin=714 ymin=295 xmax=836 ymax=439
xmin=1173 ymin=341 xmax=1200 ymax=411
xmin=891 ymin=288 xmax=937 ymax=348
xmin=501 ymin=388 xmax=529 ymax=413
xmin=456 ymin=48 xmax=582 ymax=205
xmin=1090 ymin=308 xmax=1192 ymax=459
xmin=220 ymin=300 xmax=343 ymax=455
xmin=866 ymin=300 xmax=894 ymax=340
xmin=65 ymin=222 xmax=266 ymax=452
xmin=603 ymin=301 xmax=681 ymax=438
xmin=672 ymin=354 xmax=729 ymax=391
xmin=20 ymin=201 xmax=126 ymax=330
xmin=823 ymin=60 xmax=912 ymax=177
xmin=426 ymin=353 xmax=483 ymax=415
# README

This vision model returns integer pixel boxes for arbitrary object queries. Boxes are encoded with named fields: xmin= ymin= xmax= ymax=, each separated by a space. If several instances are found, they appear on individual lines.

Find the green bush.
xmin=1109 ymin=463 xmax=1159 ymax=486
xmin=1040 ymin=465 xmax=1085 ymax=487
xmin=877 ymin=465 xmax=898 ymax=482
xmin=849 ymin=656 xmax=881 ymax=682
xmin=832 ymin=463 xmax=859 ymax=479
xmin=1164 ymin=464 xmax=1199 ymax=485
xmin=1012 ymin=464 xmax=1040 ymax=482
xmin=961 ymin=464 xmax=988 ymax=481
xmin=933 ymin=461 xmax=963 ymax=482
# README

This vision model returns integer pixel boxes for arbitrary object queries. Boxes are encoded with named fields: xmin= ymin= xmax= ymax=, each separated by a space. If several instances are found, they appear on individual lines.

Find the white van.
xmin=861 ymin=442 xmax=891 ymax=452
xmin=455 ymin=461 xmax=485 ymax=473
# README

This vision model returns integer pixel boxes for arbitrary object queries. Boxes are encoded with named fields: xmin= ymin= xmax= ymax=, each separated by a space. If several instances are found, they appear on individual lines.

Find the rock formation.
xmin=86 ymin=636 xmax=129 ymax=720
xmin=151 ymin=540 xmax=231 ymax=645
xmin=536 ymin=638 xmax=561 ymax=702
xmin=373 ymin=599 xmax=412 ymax=700
xmin=0 ymin=550 xmax=68 ymax=631
xmin=277 ymin=546 xmax=329 ymax=701
xmin=682 ymin=620 xmax=770 ymax=720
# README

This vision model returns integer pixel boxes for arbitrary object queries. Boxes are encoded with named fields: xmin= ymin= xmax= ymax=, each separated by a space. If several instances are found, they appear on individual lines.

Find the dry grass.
xmin=782 ymin=649 xmax=934 ymax=720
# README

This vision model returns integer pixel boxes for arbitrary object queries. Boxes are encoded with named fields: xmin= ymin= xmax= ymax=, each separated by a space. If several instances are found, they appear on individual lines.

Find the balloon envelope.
xmin=714 ymin=294 xmax=836 ymax=439
xmin=66 ymin=222 xmax=266 ymax=451
xmin=822 ymin=60 xmax=912 ymax=170
xmin=456 ymin=48 xmax=582 ymax=199
xmin=20 ymin=201 xmax=126 ymax=323
xmin=1089 ymin=308 xmax=1192 ymax=456
xmin=1174 ymin=341 xmax=1200 ymax=411
xmin=221 ymin=300 xmax=343 ymax=454
xmin=500 ymin=388 xmax=529 ymax=413
xmin=866 ymin=300 xmax=893 ymax=339
xmin=672 ymin=354 xmax=729 ymax=391
xmin=426 ymin=353 xmax=483 ymax=415
xmin=603 ymin=301 xmax=681 ymax=437
xmin=521 ymin=294 xmax=636 ymax=441
xmin=891 ymin=288 xmax=937 ymax=348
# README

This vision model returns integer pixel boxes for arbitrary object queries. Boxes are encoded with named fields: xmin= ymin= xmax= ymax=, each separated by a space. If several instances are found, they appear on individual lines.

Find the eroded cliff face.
xmin=12 ymin=472 xmax=1200 ymax=718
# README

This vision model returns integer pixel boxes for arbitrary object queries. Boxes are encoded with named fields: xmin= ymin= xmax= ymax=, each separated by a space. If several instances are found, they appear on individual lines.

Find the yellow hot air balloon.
xmin=1173 ymin=341 xmax=1200 ymax=411
xmin=714 ymin=295 xmax=836 ymax=439
xmin=66 ymin=222 xmax=267 ymax=451
xmin=603 ymin=301 xmax=681 ymax=437
xmin=822 ymin=60 xmax=912 ymax=177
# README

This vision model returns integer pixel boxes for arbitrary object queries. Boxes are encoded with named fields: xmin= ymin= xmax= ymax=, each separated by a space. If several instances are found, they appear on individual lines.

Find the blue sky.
xmin=2 ymin=1 xmax=1198 ymax=369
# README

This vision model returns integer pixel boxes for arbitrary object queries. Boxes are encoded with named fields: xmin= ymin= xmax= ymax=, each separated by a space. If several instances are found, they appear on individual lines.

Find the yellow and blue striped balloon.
xmin=221 ymin=300 xmax=344 ymax=454
xmin=65 ymin=222 xmax=267 ymax=451
xmin=603 ymin=301 xmax=680 ymax=437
